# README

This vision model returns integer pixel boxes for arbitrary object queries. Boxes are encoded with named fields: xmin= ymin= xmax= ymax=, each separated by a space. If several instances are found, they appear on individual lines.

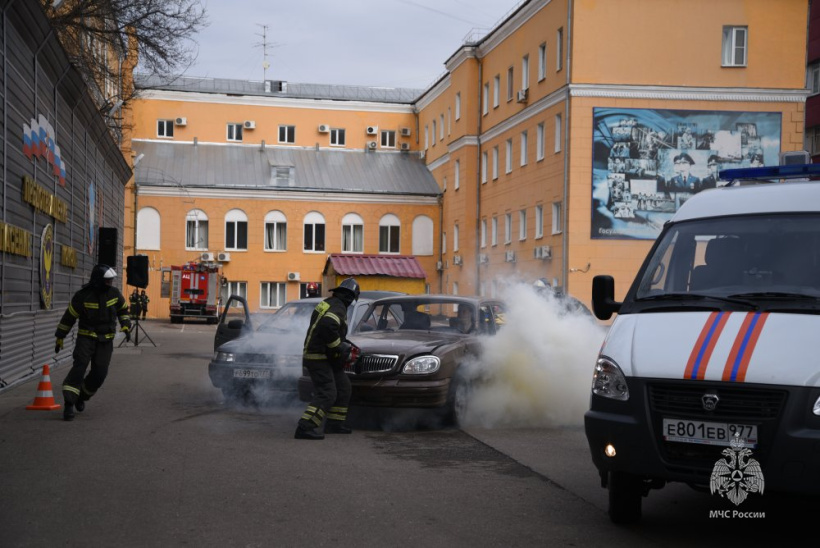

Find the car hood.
xmin=603 ymin=311 xmax=820 ymax=386
xmin=214 ymin=332 xmax=303 ymax=370
xmin=350 ymin=330 xmax=468 ymax=358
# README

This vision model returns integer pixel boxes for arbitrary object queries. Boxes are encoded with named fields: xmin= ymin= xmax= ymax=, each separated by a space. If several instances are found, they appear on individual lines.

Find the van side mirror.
xmin=592 ymin=275 xmax=622 ymax=320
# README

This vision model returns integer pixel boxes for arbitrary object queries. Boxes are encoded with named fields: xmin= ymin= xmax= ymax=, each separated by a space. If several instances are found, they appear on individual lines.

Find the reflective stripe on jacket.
xmin=55 ymin=285 xmax=131 ymax=342
xmin=303 ymin=296 xmax=348 ymax=360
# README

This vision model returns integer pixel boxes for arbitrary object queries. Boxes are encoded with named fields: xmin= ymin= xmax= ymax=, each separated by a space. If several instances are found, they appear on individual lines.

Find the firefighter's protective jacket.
xmin=303 ymin=295 xmax=348 ymax=362
xmin=55 ymin=286 xmax=131 ymax=342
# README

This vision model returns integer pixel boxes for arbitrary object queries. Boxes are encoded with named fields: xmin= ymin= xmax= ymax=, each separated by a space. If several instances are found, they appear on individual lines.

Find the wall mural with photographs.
xmin=591 ymin=107 xmax=782 ymax=240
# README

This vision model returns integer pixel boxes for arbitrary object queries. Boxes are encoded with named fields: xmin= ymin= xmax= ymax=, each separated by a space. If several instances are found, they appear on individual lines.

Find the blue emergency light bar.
xmin=719 ymin=163 xmax=820 ymax=181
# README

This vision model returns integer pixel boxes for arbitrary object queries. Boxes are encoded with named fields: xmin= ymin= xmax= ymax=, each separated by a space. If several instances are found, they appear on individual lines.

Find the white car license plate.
xmin=233 ymin=369 xmax=272 ymax=379
xmin=662 ymin=418 xmax=757 ymax=447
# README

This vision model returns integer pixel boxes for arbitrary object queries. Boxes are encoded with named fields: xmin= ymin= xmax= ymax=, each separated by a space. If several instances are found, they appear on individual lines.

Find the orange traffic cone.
xmin=26 ymin=364 xmax=61 ymax=410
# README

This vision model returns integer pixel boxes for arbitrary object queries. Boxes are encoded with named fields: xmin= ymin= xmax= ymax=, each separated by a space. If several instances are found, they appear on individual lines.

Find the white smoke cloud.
xmin=456 ymin=283 xmax=607 ymax=429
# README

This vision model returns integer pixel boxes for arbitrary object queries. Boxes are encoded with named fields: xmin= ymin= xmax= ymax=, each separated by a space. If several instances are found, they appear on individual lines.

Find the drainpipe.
xmin=561 ymin=0 xmax=574 ymax=292
xmin=475 ymin=54 xmax=483 ymax=295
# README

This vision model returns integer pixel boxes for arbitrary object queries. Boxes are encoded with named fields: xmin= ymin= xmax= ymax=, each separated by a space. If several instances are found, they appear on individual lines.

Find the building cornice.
xmin=569 ymin=84 xmax=809 ymax=103
xmin=140 ymin=89 xmax=416 ymax=113
xmin=136 ymin=185 xmax=439 ymax=204
xmin=481 ymin=87 xmax=568 ymax=144
xmin=475 ymin=0 xmax=550 ymax=59
xmin=415 ymin=74 xmax=451 ymax=112
xmin=427 ymin=153 xmax=450 ymax=172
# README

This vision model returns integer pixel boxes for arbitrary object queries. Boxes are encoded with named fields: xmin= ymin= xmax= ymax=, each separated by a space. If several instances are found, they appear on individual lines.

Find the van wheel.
xmin=608 ymin=471 xmax=643 ymax=524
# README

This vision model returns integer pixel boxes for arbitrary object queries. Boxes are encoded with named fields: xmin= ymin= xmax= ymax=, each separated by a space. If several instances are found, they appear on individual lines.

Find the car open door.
xmin=214 ymin=295 xmax=253 ymax=351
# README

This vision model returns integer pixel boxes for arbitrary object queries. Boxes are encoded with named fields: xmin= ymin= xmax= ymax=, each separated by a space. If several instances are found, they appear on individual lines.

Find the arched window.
xmin=412 ymin=215 xmax=433 ymax=256
xmin=264 ymin=210 xmax=287 ymax=251
xmin=186 ymin=209 xmax=209 ymax=250
xmin=303 ymin=211 xmax=326 ymax=252
xmin=136 ymin=207 xmax=161 ymax=250
xmin=224 ymin=209 xmax=248 ymax=250
xmin=379 ymin=213 xmax=400 ymax=254
xmin=342 ymin=213 xmax=364 ymax=253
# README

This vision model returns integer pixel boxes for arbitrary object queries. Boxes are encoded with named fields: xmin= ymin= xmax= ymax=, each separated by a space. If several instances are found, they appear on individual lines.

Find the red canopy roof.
xmin=325 ymin=254 xmax=426 ymax=279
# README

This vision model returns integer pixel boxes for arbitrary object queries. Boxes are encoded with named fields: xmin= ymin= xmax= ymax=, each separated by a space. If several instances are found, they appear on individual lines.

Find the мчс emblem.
xmin=702 ymin=392 xmax=720 ymax=411
xmin=710 ymin=432 xmax=765 ymax=506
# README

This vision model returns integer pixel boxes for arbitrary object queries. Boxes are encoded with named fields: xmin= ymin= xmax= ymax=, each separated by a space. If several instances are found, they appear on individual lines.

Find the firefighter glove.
xmin=122 ymin=326 xmax=131 ymax=343
xmin=55 ymin=338 xmax=64 ymax=354
xmin=328 ymin=341 xmax=352 ymax=366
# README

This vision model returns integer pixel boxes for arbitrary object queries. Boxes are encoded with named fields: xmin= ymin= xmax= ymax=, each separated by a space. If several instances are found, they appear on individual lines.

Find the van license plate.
xmin=662 ymin=419 xmax=757 ymax=447
xmin=233 ymin=369 xmax=271 ymax=379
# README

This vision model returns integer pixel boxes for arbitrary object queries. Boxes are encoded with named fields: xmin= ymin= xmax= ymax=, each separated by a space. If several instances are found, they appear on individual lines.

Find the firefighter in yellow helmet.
xmin=295 ymin=278 xmax=360 ymax=440
xmin=54 ymin=264 xmax=131 ymax=421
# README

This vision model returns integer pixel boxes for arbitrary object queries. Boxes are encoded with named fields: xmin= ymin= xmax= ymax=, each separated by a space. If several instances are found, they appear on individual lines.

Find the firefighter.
xmin=54 ymin=264 xmax=132 ymax=421
xmin=139 ymin=289 xmax=150 ymax=320
xmin=129 ymin=289 xmax=141 ymax=319
xmin=295 ymin=277 xmax=360 ymax=440
xmin=306 ymin=282 xmax=319 ymax=297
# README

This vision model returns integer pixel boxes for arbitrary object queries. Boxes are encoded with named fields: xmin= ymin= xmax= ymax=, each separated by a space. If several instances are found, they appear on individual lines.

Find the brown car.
xmin=297 ymin=295 xmax=506 ymax=420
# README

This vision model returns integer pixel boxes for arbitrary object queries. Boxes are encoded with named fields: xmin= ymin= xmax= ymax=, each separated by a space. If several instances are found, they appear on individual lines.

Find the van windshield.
xmin=632 ymin=213 xmax=820 ymax=312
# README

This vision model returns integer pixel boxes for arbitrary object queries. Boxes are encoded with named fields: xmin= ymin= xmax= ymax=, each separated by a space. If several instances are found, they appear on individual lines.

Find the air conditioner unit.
xmin=400 ymin=142 xmax=411 ymax=151
xmin=541 ymin=245 xmax=552 ymax=259
xmin=287 ymin=272 xmax=301 ymax=281
xmin=400 ymin=127 xmax=412 ymax=137
xmin=366 ymin=126 xmax=378 ymax=135
xmin=452 ymin=255 xmax=463 ymax=266
xmin=435 ymin=261 xmax=443 ymax=271
xmin=243 ymin=120 xmax=255 ymax=130
xmin=217 ymin=252 xmax=231 ymax=262
xmin=478 ymin=253 xmax=489 ymax=264
xmin=318 ymin=124 xmax=330 ymax=133
xmin=516 ymin=89 xmax=528 ymax=103
xmin=368 ymin=141 xmax=378 ymax=150
xmin=200 ymin=252 xmax=214 ymax=261
xmin=505 ymin=250 xmax=516 ymax=263
xmin=175 ymin=117 xmax=187 ymax=126
xmin=419 ymin=151 xmax=426 ymax=160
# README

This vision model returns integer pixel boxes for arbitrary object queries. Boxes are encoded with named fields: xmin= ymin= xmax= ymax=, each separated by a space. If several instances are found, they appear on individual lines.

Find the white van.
xmin=585 ymin=176 xmax=820 ymax=523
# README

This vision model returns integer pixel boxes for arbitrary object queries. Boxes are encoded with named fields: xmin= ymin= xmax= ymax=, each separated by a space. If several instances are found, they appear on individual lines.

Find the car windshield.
xmin=258 ymin=300 xmax=362 ymax=334
xmin=631 ymin=213 xmax=820 ymax=312
xmin=353 ymin=298 xmax=494 ymax=335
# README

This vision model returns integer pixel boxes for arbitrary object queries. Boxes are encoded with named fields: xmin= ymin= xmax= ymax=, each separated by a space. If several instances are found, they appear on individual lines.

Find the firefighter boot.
xmin=63 ymin=403 xmax=75 ymax=421
xmin=294 ymin=425 xmax=325 ymax=440
xmin=324 ymin=420 xmax=353 ymax=434
xmin=75 ymin=397 xmax=85 ymax=413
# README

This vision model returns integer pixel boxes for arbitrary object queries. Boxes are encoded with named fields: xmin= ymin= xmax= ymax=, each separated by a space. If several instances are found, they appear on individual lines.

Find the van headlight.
xmin=402 ymin=355 xmax=440 ymax=374
xmin=592 ymin=357 xmax=629 ymax=401
xmin=214 ymin=351 xmax=235 ymax=363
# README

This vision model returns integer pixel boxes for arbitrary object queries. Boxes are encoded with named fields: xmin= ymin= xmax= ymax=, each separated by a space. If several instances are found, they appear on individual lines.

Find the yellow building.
xmin=127 ymin=0 xmax=809 ymax=319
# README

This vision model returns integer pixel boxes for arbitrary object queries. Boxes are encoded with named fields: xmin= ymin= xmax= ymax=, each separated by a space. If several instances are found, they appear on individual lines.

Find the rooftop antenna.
xmin=254 ymin=24 xmax=281 ymax=82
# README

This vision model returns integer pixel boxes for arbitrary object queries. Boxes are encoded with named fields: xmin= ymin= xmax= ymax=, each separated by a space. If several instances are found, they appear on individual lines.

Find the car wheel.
xmin=607 ymin=471 xmax=643 ymax=524
xmin=222 ymin=385 xmax=255 ymax=406
xmin=440 ymin=373 xmax=467 ymax=427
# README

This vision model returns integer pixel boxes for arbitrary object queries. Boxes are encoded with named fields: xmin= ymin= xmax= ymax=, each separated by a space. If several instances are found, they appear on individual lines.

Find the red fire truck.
xmin=169 ymin=262 xmax=222 ymax=324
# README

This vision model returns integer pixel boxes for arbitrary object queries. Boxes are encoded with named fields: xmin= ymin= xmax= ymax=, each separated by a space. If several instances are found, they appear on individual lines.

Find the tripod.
xmin=119 ymin=286 xmax=156 ymax=347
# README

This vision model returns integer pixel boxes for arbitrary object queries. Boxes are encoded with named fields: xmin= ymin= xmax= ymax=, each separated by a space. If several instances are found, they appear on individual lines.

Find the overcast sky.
xmin=187 ymin=0 xmax=524 ymax=90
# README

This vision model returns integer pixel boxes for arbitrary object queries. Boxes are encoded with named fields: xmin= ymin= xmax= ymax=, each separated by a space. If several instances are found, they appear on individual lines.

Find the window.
xmin=520 ymin=131 xmax=528 ymax=167
xmin=519 ymin=210 xmax=527 ymax=241
xmin=453 ymin=223 xmax=459 ymax=252
xmin=493 ymin=75 xmax=500 ymax=108
xmin=535 ymin=205 xmax=544 ymax=239
xmin=303 ymin=211 xmax=326 ymax=252
xmin=492 ymin=146 xmax=499 ymax=180
xmin=455 ymin=92 xmax=461 ymax=120
xmin=483 ymin=82 xmax=489 ymax=115
xmin=278 ymin=125 xmax=295 ymax=143
xmin=481 ymin=219 xmax=487 ymax=248
xmin=379 ymin=214 xmax=400 ymax=253
xmin=260 ymin=282 xmax=287 ymax=309
xmin=224 ymin=209 xmax=248 ymax=251
xmin=454 ymin=160 xmax=460 ymax=190
xmin=507 ymin=66 xmax=514 ymax=101
xmin=264 ymin=210 xmax=287 ymax=251
xmin=536 ymin=123 xmax=545 ymax=161
xmin=491 ymin=216 xmax=498 ymax=246
xmin=504 ymin=213 xmax=512 ymax=244
xmin=442 ymin=231 xmax=447 ymax=254
xmin=222 ymin=281 xmax=247 ymax=306
xmin=481 ymin=151 xmax=488 ymax=184
xmin=157 ymin=120 xmax=174 ymax=138
xmin=808 ymin=63 xmax=820 ymax=95
xmin=538 ymin=43 xmax=547 ymax=81
xmin=412 ymin=215 xmax=434 ymax=256
xmin=271 ymin=165 xmax=293 ymax=186
xmin=439 ymin=115 xmax=444 ymax=140
xmin=522 ymin=54 xmax=529 ymax=90
xmin=555 ymin=114 xmax=562 ymax=153
xmin=447 ymin=107 xmax=452 ymax=134
xmin=722 ymin=26 xmax=747 ymax=67
xmin=506 ymin=139 xmax=513 ymax=173
xmin=136 ymin=207 xmax=160 ymax=251
xmin=556 ymin=28 xmax=563 ymax=71
xmin=227 ymin=123 xmax=243 ymax=142
xmin=342 ymin=213 xmax=364 ymax=253
xmin=381 ymin=130 xmax=396 ymax=148
xmin=453 ymin=281 xmax=459 ymax=298
xmin=185 ymin=209 xmax=208 ymax=250
xmin=432 ymin=120 xmax=437 ymax=145
xmin=442 ymin=175 xmax=447 ymax=192
xmin=552 ymin=202 xmax=562 ymax=234
xmin=330 ymin=128 xmax=346 ymax=146
xmin=424 ymin=125 xmax=429 ymax=149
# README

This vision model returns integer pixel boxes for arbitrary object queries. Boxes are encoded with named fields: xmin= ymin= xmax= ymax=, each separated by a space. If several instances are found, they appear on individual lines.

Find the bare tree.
xmin=43 ymin=0 xmax=208 ymax=112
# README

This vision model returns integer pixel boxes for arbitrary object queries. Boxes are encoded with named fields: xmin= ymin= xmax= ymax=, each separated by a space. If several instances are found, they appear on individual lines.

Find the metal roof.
xmin=133 ymin=141 xmax=440 ymax=196
xmin=324 ymin=254 xmax=427 ymax=279
xmin=135 ymin=74 xmax=423 ymax=104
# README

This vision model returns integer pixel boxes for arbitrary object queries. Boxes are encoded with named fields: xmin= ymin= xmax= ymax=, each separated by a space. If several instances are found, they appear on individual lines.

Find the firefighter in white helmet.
xmin=54 ymin=264 xmax=131 ymax=421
